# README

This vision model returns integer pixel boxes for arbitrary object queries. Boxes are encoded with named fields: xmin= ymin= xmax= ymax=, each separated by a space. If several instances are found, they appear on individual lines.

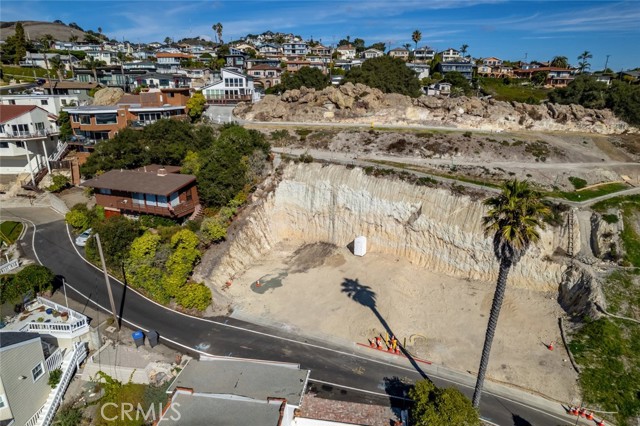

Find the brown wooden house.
xmin=82 ymin=166 xmax=199 ymax=219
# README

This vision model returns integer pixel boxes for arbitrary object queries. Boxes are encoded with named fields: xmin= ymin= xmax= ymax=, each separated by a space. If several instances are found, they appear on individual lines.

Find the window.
xmin=62 ymin=99 xmax=67 ymax=105
xmin=32 ymin=362 xmax=44 ymax=382
xmin=186 ymin=190 xmax=192 ymax=202
xmin=95 ymin=113 xmax=117 ymax=125
xmin=8 ymin=100 xmax=16 ymax=105
xmin=11 ymin=123 xmax=29 ymax=135
xmin=0 ymin=142 xmax=8 ymax=148
xmin=79 ymin=115 xmax=91 ymax=124
xmin=16 ymin=141 xmax=25 ymax=148
xmin=0 ymin=394 xmax=5 ymax=408
xmin=170 ymin=192 xmax=180 ymax=207
xmin=35 ymin=122 xmax=45 ymax=132
xmin=132 ymin=193 xmax=145 ymax=205
xmin=41 ymin=99 xmax=49 ymax=105
xmin=145 ymin=193 xmax=157 ymax=206
xmin=157 ymin=195 xmax=168 ymax=208
xmin=99 ymin=188 xmax=111 ymax=195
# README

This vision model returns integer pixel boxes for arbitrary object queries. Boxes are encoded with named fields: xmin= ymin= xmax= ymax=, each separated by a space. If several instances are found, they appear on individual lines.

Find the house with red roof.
xmin=0 ymin=105 xmax=64 ymax=186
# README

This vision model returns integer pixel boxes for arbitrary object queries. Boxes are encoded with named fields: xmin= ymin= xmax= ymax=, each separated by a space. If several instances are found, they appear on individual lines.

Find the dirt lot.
xmin=227 ymin=241 xmax=580 ymax=403
xmin=255 ymin=126 xmax=640 ymax=189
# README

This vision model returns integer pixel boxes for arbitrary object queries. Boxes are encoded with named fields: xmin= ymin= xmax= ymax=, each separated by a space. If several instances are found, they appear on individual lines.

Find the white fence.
xmin=0 ymin=259 xmax=19 ymax=274
xmin=21 ymin=298 xmax=89 ymax=338
xmin=45 ymin=348 xmax=65 ymax=372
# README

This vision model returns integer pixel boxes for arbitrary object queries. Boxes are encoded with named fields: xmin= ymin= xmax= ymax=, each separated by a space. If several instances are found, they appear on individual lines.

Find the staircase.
xmin=188 ymin=203 xmax=204 ymax=221
xmin=567 ymin=209 xmax=575 ymax=260
xmin=29 ymin=342 xmax=88 ymax=426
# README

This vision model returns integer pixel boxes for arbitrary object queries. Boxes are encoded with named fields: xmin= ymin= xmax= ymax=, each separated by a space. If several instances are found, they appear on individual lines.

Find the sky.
xmin=1 ymin=0 xmax=639 ymax=70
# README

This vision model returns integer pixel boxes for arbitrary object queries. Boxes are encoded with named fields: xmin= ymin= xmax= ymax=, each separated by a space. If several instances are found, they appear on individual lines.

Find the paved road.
xmin=5 ymin=207 xmax=589 ymax=426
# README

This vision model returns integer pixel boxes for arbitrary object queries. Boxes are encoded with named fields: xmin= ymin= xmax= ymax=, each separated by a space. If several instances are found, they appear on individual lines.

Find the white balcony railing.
xmin=0 ymin=129 xmax=59 ymax=140
xmin=45 ymin=348 xmax=65 ymax=372
xmin=20 ymin=297 xmax=90 ymax=338
xmin=33 ymin=342 xmax=88 ymax=426
xmin=0 ymin=259 xmax=20 ymax=274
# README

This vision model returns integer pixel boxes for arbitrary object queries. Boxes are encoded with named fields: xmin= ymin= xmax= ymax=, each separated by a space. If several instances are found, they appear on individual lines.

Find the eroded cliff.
xmin=199 ymin=163 xmax=574 ymax=292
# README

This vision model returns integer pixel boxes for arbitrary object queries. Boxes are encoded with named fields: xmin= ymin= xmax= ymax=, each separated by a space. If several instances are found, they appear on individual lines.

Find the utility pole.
xmin=95 ymin=233 xmax=120 ymax=330
xmin=604 ymin=54 xmax=610 ymax=71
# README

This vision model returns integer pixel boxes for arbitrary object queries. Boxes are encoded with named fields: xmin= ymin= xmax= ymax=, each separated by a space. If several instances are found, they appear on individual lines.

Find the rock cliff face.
xmin=200 ymin=163 xmax=571 ymax=292
xmin=234 ymin=83 xmax=635 ymax=134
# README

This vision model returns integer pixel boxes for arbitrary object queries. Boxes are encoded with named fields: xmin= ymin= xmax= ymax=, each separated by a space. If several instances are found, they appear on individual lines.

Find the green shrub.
xmin=48 ymin=368 xmax=62 ymax=388
xmin=65 ymin=204 xmax=91 ymax=230
xmin=463 ymin=131 xmax=472 ymax=138
xmin=176 ymin=282 xmax=211 ymax=311
xmin=46 ymin=174 xmax=70 ymax=193
xmin=201 ymin=217 xmax=227 ymax=244
xmin=602 ymin=214 xmax=619 ymax=224
xmin=568 ymin=176 xmax=588 ymax=190
xmin=299 ymin=153 xmax=314 ymax=163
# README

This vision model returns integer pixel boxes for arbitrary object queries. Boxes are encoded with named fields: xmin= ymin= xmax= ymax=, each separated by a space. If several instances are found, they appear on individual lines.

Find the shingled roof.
xmin=82 ymin=168 xmax=196 ymax=196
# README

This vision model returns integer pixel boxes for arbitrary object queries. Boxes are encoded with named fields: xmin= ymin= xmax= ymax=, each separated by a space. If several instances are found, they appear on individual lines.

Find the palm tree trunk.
xmin=472 ymin=257 xmax=512 ymax=408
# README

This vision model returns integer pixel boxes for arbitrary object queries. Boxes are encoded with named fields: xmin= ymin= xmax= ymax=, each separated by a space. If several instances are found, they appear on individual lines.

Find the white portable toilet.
xmin=353 ymin=236 xmax=367 ymax=256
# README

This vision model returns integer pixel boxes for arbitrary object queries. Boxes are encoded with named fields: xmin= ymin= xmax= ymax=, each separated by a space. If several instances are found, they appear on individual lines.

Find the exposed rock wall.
xmin=200 ymin=163 xmax=571 ymax=292
xmin=234 ymin=83 xmax=636 ymax=134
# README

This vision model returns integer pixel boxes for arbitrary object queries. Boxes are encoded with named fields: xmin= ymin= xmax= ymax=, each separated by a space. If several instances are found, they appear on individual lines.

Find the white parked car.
xmin=75 ymin=228 xmax=93 ymax=247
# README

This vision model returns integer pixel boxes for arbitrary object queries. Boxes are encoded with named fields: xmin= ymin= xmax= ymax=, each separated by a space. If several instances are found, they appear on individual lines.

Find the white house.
xmin=362 ymin=48 xmax=384 ymax=59
xmin=336 ymin=44 xmax=357 ymax=60
xmin=0 ymin=94 xmax=82 ymax=115
xmin=439 ymin=48 xmax=462 ymax=62
xmin=414 ymin=47 xmax=436 ymax=62
xmin=406 ymin=63 xmax=430 ymax=80
xmin=258 ymin=43 xmax=282 ymax=57
xmin=20 ymin=53 xmax=80 ymax=72
xmin=389 ymin=47 xmax=410 ymax=61
xmin=85 ymin=49 xmax=115 ymax=65
xmin=282 ymin=42 xmax=308 ymax=56
xmin=0 ymin=298 xmax=90 ymax=426
xmin=0 ymin=105 xmax=63 ymax=181
xmin=200 ymin=68 xmax=259 ymax=104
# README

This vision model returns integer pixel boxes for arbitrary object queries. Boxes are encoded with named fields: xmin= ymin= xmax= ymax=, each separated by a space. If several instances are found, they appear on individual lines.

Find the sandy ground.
xmin=227 ymin=241 xmax=579 ymax=402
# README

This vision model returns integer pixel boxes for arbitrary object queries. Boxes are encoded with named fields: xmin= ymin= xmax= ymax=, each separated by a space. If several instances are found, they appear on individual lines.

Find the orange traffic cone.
xmin=586 ymin=412 xmax=594 ymax=420
xmin=370 ymin=339 xmax=376 ymax=348
xmin=579 ymin=408 xmax=586 ymax=417
xmin=597 ymin=419 xmax=605 ymax=426
xmin=547 ymin=342 xmax=554 ymax=351
xmin=569 ymin=407 xmax=578 ymax=416
xmin=256 ymin=280 xmax=261 ymax=287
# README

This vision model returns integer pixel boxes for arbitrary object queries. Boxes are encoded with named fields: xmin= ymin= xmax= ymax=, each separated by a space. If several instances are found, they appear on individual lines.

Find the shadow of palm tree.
xmin=341 ymin=278 xmax=427 ymax=378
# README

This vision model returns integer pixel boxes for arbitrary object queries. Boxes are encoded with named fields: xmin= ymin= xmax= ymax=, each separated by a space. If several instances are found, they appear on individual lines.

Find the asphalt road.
xmin=7 ymin=208 xmax=585 ymax=426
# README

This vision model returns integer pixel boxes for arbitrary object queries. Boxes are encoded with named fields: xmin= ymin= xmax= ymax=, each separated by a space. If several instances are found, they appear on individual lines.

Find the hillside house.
xmin=81 ymin=166 xmax=200 ymax=219
xmin=414 ymin=47 xmax=436 ymax=63
xmin=0 ymin=105 xmax=63 ymax=184
xmin=247 ymin=65 xmax=282 ymax=89
xmin=362 ymin=48 xmax=384 ymax=59
xmin=0 ymin=94 xmax=82 ymax=115
xmin=513 ymin=67 xmax=575 ymax=87
xmin=336 ymin=44 xmax=357 ymax=60
xmin=439 ymin=48 xmax=462 ymax=62
xmin=200 ymin=68 xmax=258 ymax=104
xmin=282 ymin=42 xmax=308 ymax=56
xmin=389 ymin=47 xmax=410 ymax=61
xmin=436 ymin=60 xmax=474 ymax=80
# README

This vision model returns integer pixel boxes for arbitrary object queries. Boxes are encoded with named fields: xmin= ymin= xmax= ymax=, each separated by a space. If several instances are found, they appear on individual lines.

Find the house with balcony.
xmin=85 ymin=49 xmax=116 ymax=66
xmin=0 ymin=94 xmax=82 ymax=115
xmin=513 ymin=67 xmax=575 ymax=87
xmin=336 ymin=44 xmax=357 ymax=60
xmin=0 ymin=105 xmax=63 ymax=185
xmin=282 ymin=42 xmax=308 ymax=57
xmin=81 ymin=166 xmax=200 ymax=219
xmin=200 ymin=67 xmax=258 ymax=104
xmin=41 ymin=81 xmax=99 ymax=104
xmin=247 ymin=65 xmax=283 ymax=89
xmin=0 ymin=297 xmax=90 ymax=426
xmin=389 ymin=47 xmax=410 ymax=61
xmin=133 ymin=72 xmax=190 ymax=89
xmin=438 ymin=48 xmax=462 ymax=62
xmin=66 ymin=91 xmax=188 ymax=143
xmin=414 ymin=47 xmax=436 ymax=63
xmin=310 ymin=44 xmax=332 ymax=58
xmin=245 ymin=58 xmax=282 ymax=70
xmin=436 ymin=60 xmax=474 ymax=80
xmin=257 ymin=43 xmax=282 ymax=58
xmin=362 ymin=48 xmax=384 ymax=60
xmin=286 ymin=60 xmax=312 ymax=73
xmin=155 ymin=52 xmax=193 ymax=74
xmin=483 ymin=57 xmax=503 ymax=67
xmin=21 ymin=52 xmax=80 ymax=72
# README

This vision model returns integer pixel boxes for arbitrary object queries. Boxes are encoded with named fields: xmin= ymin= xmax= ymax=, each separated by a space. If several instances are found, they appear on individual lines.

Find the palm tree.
xmin=471 ymin=180 xmax=550 ymax=408
xmin=412 ymin=30 xmax=422 ymax=62
xmin=460 ymin=44 xmax=469 ymax=58
xmin=82 ymin=56 xmax=106 ymax=83
xmin=550 ymin=56 xmax=569 ymax=68
xmin=48 ymin=55 xmax=65 ymax=81
xmin=577 ymin=50 xmax=593 ymax=73
xmin=69 ymin=34 xmax=79 ymax=44
xmin=212 ymin=22 xmax=223 ymax=44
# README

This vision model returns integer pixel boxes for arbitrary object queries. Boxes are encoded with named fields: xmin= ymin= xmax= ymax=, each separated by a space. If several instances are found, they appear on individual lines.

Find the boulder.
xmin=92 ymin=87 xmax=124 ymax=105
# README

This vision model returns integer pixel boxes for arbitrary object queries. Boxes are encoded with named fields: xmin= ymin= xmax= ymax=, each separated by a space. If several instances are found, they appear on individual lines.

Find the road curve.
xmin=6 ymin=207 xmax=586 ymax=426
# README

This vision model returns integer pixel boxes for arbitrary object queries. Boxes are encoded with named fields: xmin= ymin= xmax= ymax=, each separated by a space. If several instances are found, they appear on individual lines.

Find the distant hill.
xmin=0 ymin=21 xmax=90 ymax=42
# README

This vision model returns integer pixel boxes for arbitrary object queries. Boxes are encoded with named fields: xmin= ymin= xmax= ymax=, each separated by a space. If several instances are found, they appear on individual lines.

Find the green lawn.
xmin=479 ymin=77 xmax=551 ymax=103
xmin=547 ymin=182 xmax=630 ymax=202
xmin=0 ymin=221 xmax=23 ymax=245
xmin=592 ymin=195 xmax=640 ymax=267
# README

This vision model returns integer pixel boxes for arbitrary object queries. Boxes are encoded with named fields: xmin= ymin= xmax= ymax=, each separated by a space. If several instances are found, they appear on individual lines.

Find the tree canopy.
xmin=549 ymin=75 xmax=640 ymax=125
xmin=443 ymin=71 xmax=472 ymax=96
xmin=269 ymin=67 xmax=330 ymax=93
xmin=342 ymin=56 xmax=422 ymax=97
xmin=409 ymin=379 xmax=480 ymax=426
